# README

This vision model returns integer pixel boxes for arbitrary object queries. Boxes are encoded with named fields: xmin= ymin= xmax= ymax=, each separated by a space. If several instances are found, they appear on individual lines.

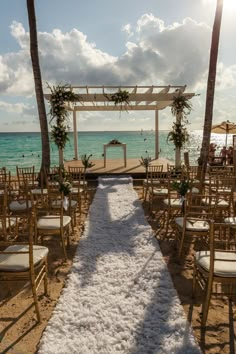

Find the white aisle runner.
xmin=38 ymin=177 xmax=201 ymax=354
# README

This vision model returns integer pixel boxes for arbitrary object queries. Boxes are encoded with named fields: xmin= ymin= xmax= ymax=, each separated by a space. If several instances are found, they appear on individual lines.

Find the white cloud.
xmin=1 ymin=13 xmax=236 ymax=131
xmin=122 ymin=24 xmax=134 ymax=38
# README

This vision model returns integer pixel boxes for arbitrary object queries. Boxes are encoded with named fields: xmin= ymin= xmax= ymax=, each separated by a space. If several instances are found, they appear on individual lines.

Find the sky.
xmin=1 ymin=0 xmax=236 ymax=132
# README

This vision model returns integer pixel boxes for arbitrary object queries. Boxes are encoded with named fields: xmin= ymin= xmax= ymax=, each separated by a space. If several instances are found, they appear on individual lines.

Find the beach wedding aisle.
xmin=38 ymin=176 xmax=201 ymax=354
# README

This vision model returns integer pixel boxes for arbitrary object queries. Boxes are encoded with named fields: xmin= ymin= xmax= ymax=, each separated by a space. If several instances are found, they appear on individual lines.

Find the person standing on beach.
xmin=227 ymin=146 xmax=233 ymax=165
xmin=208 ymin=143 xmax=217 ymax=164
xmin=220 ymin=146 xmax=227 ymax=165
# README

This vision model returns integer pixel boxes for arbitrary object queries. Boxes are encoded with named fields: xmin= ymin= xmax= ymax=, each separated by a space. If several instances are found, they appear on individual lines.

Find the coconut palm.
xmin=198 ymin=0 xmax=224 ymax=176
xmin=26 ymin=0 xmax=50 ymax=174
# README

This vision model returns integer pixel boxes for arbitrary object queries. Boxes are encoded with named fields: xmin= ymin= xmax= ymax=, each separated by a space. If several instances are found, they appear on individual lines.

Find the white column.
xmin=73 ymin=110 xmax=79 ymax=160
xmin=155 ymin=110 xmax=159 ymax=159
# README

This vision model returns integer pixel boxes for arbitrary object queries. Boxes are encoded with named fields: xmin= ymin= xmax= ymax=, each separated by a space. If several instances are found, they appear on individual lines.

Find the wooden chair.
xmin=36 ymin=186 xmax=72 ymax=260
xmin=174 ymin=192 xmax=217 ymax=257
xmin=0 ymin=214 xmax=48 ymax=322
xmin=142 ymin=164 xmax=163 ymax=201
xmin=0 ymin=187 xmax=19 ymax=241
xmin=16 ymin=165 xmax=38 ymax=191
xmin=0 ymin=169 xmax=11 ymax=190
xmin=192 ymin=222 xmax=236 ymax=327
xmin=68 ymin=166 xmax=88 ymax=202
xmin=148 ymin=171 xmax=168 ymax=212
xmin=161 ymin=178 xmax=184 ymax=239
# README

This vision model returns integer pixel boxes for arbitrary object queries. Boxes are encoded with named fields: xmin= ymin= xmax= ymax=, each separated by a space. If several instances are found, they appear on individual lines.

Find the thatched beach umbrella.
xmin=211 ymin=120 xmax=236 ymax=146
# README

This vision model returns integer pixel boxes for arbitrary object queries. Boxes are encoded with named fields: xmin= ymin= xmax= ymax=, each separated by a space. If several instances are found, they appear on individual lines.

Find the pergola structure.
xmin=44 ymin=85 xmax=196 ymax=161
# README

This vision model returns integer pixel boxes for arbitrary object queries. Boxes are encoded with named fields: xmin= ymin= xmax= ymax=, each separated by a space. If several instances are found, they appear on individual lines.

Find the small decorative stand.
xmin=103 ymin=143 xmax=127 ymax=167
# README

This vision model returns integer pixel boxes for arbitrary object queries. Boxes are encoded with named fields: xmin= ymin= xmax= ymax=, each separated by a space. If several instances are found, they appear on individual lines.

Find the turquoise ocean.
xmin=0 ymin=130 xmax=232 ymax=174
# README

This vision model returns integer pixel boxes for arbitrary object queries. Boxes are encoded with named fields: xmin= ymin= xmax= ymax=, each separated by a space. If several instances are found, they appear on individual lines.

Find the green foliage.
xmin=80 ymin=154 xmax=95 ymax=170
xmin=167 ymin=122 xmax=190 ymax=149
xmin=58 ymin=180 xmax=72 ymax=196
xmin=172 ymin=179 xmax=191 ymax=196
xmin=51 ymin=124 xmax=69 ymax=149
xmin=168 ymin=93 xmax=192 ymax=150
xmin=109 ymin=139 xmax=122 ymax=144
xmin=105 ymin=89 xmax=130 ymax=112
xmin=47 ymin=83 xmax=77 ymax=150
xmin=139 ymin=155 xmax=152 ymax=170
xmin=171 ymin=94 xmax=192 ymax=123
xmin=110 ymin=89 xmax=130 ymax=106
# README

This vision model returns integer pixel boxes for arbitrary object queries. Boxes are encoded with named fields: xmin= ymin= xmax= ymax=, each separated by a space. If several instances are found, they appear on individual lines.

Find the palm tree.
xmin=26 ymin=0 xmax=50 ymax=175
xmin=198 ymin=0 xmax=224 ymax=176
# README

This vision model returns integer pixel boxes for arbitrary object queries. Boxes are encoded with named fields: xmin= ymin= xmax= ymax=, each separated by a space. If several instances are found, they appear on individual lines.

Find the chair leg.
xmin=178 ymin=229 xmax=185 ymax=257
xmin=201 ymin=277 xmax=213 ymax=327
xmin=60 ymin=230 xmax=68 ymax=260
xmin=43 ymin=260 xmax=48 ymax=295
xmin=31 ymin=277 xmax=41 ymax=323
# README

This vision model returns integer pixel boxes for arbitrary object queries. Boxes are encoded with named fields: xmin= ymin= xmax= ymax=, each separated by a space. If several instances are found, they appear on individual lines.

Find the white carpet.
xmin=38 ymin=176 xmax=201 ymax=354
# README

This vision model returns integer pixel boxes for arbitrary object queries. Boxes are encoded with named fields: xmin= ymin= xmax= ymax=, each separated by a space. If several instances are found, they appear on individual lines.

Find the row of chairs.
xmin=0 ymin=164 xmax=90 ymax=323
xmin=141 ymin=163 xmax=236 ymax=327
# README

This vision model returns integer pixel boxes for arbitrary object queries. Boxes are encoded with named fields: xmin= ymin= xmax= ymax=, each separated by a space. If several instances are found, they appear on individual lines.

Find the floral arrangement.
xmin=167 ymin=122 xmax=190 ymax=149
xmin=109 ymin=139 xmax=122 ymax=144
xmin=104 ymin=89 xmax=130 ymax=112
xmin=172 ymin=178 xmax=191 ymax=196
xmin=47 ymin=83 xmax=77 ymax=149
xmin=140 ymin=154 xmax=152 ymax=170
xmin=59 ymin=180 xmax=72 ymax=196
xmin=167 ymin=93 xmax=192 ymax=150
xmin=171 ymin=93 xmax=192 ymax=123
xmin=110 ymin=89 xmax=130 ymax=106
xmin=80 ymin=154 xmax=95 ymax=170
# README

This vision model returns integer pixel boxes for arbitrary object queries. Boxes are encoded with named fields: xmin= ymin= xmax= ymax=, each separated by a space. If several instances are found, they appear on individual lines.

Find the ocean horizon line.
xmin=0 ymin=129 xmax=204 ymax=134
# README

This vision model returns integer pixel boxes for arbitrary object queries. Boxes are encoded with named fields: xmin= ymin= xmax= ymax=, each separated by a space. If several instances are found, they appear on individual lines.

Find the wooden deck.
xmin=64 ymin=157 xmax=171 ymax=180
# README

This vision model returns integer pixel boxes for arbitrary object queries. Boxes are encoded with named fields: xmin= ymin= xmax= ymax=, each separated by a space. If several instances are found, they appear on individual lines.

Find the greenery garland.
xmin=167 ymin=93 xmax=192 ymax=149
xmin=104 ymin=89 xmax=130 ymax=112
xmin=47 ymin=83 xmax=77 ymax=149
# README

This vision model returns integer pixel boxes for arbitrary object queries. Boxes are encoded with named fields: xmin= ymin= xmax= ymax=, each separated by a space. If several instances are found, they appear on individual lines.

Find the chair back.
xmin=68 ymin=166 xmax=86 ymax=185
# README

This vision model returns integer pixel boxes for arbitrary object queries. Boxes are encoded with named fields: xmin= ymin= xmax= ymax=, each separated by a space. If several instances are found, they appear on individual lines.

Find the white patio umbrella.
xmin=211 ymin=120 xmax=236 ymax=146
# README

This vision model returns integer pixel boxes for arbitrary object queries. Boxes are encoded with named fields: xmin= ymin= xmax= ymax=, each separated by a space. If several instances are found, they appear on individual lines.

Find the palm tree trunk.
xmin=198 ymin=0 xmax=223 ymax=178
xmin=26 ymin=0 xmax=50 ymax=176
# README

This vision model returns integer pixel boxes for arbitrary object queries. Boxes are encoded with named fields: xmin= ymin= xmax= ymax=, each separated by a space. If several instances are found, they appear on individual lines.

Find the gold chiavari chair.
xmin=142 ymin=164 xmax=163 ymax=201
xmin=192 ymin=222 xmax=236 ymax=327
xmin=174 ymin=191 xmax=217 ymax=257
xmin=36 ymin=184 xmax=72 ymax=260
xmin=0 ymin=214 xmax=48 ymax=322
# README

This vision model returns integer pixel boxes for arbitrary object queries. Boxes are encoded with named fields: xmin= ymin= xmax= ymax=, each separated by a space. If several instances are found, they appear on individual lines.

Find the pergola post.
xmin=73 ymin=110 xmax=79 ymax=160
xmin=155 ymin=110 xmax=159 ymax=159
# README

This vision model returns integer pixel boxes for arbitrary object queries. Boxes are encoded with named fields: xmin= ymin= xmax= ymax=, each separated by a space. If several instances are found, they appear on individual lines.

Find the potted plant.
xmin=80 ymin=154 xmax=95 ymax=171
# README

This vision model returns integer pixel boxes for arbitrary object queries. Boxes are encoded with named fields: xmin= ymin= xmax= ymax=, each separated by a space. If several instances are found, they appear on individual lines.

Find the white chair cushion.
xmin=196 ymin=250 xmax=236 ymax=277
xmin=71 ymin=187 xmax=84 ymax=194
xmin=31 ymin=188 xmax=48 ymax=195
xmin=143 ymin=179 xmax=161 ymax=186
xmin=152 ymin=188 xmax=168 ymax=196
xmin=163 ymin=198 xmax=182 ymax=207
xmin=0 ymin=217 xmax=17 ymax=230
xmin=202 ymin=198 xmax=229 ymax=207
xmin=9 ymin=200 xmax=32 ymax=212
xmin=0 ymin=244 xmax=48 ymax=272
xmin=224 ymin=217 xmax=236 ymax=226
xmin=191 ymin=187 xmax=199 ymax=194
xmin=37 ymin=215 xmax=71 ymax=230
xmin=72 ymin=180 xmax=87 ymax=186
xmin=175 ymin=217 xmax=210 ymax=231
xmin=52 ymin=199 xmax=77 ymax=208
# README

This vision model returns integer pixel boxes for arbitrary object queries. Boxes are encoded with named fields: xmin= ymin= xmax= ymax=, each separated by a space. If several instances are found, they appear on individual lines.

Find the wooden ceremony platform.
xmin=64 ymin=157 xmax=171 ymax=180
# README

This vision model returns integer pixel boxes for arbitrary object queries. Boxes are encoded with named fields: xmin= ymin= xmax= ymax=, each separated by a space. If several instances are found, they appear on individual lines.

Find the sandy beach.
xmin=0 ymin=181 xmax=234 ymax=354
